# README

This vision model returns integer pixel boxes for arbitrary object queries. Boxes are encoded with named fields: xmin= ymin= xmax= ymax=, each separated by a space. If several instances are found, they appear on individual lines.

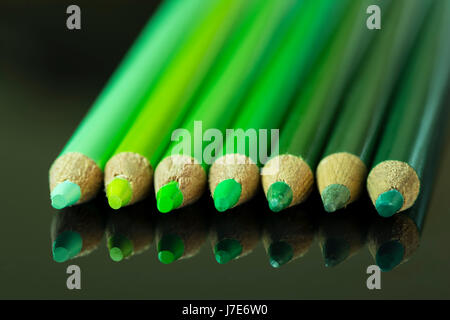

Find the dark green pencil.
xmin=318 ymin=199 xmax=370 ymax=267
xmin=262 ymin=203 xmax=315 ymax=268
xmin=316 ymin=0 xmax=432 ymax=212
xmin=367 ymin=1 xmax=450 ymax=217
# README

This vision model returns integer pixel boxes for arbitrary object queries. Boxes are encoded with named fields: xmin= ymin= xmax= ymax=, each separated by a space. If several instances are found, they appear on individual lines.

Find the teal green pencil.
xmin=367 ymin=1 xmax=450 ymax=217
xmin=51 ymin=200 xmax=106 ymax=263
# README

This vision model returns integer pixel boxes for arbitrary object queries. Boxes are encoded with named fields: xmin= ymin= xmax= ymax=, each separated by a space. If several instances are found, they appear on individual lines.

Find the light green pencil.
xmin=49 ymin=0 xmax=209 ymax=209
xmin=104 ymin=0 xmax=248 ymax=210
xmin=153 ymin=0 xmax=302 ymax=213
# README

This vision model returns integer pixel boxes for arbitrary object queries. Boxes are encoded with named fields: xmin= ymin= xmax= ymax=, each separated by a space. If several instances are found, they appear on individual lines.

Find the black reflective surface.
xmin=1 ymin=1 xmax=450 ymax=299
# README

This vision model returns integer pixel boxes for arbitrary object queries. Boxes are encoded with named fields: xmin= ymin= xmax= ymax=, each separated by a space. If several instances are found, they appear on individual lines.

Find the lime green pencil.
xmin=49 ymin=0 xmax=210 ymax=209
xmin=104 ymin=0 xmax=247 ymax=210
xmin=209 ymin=0 xmax=350 ymax=212
xmin=153 ymin=0 xmax=302 ymax=213
xmin=106 ymin=200 xmax=155 ymax=262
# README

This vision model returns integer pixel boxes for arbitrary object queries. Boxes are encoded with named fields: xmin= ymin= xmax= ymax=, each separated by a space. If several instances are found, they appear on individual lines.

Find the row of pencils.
xmin=49 ymin=0 xmax=450 ymax=219
xmin=50 ymin=159 xmax=436 ymax=271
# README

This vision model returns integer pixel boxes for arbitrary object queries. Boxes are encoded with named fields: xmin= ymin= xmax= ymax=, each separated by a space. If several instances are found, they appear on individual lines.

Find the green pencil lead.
xmin=213 ymin=179 xmax=242 ymax=212
xmin=267 ymin=182 xmax=293 ymax=212
xmin=51 ymin=180 xmax=81 ymax=209
xmin=375 ymin=189 xmax=404 ymax=218
xmin=376 ymin=240 xmax=405 ymax=272
xmin=322 ymin=238 xmax=350 ymax=267
xmin=52 ymin=230 xmax=82 ymax=263
xmin=157 ymin=181 xmax=184 ymax=213
xmin=268 ymin=241 xmax=293 ymax=268
xmin=214 ymin=239 xmax=242 ymax=264
xmin=321 ymin=184 xmax=350 ymax=213
xmin=108 ymin=234 xmax=133 ymax=262
xmin=157 ymin=234 xmax=184 ymax=264
xmin=106 ymin=177 xmax=132 ymax=210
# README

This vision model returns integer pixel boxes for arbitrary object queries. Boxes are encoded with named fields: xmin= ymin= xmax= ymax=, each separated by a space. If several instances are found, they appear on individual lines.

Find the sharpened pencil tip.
xmin=322 ymin=238 xmax=350 ymax=267
xmin=213 ymin=179 xmax=241 ymax=212
xmin=157 ymin=234 xmax=184 ymax=264
xmin=376 ymin=240 xmax=404 ymax=271
xmin=51 ymin=180 xmax=81 ymax=209
xmin=321 ymin=184 xmax=350 ymax=213
xmin=157 ymin=181 xmax=184 ymax=213
xmin=52 ymin=230 xmax=82 ymax=263
xmin=375 ymin=189 xmax=404 ymax=218
xmin=106 ymin=178 xmax=132 ymax=210
xmin=214 ymin=239 xmax=242 ymax=264
xmin=267 ymin=182 xmax=293 ymax=212
xmin=108 ymin=234 xmax=133 ymax=262
xmin=268 ymin=241 xmax=293 ymax=268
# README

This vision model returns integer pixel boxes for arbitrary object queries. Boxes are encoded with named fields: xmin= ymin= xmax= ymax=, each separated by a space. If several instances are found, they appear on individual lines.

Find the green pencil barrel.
xmin=322 ymin=0 xmax=431 ymax=164
xmin=163 ymin=0 xmax=303 ymax=170
xmin=222 ymin=0 xmax=349 ymax=164
xmin=280 ymin=0 xmax=392 ymax=169
xmin=60 ymin=0 xmax=210 ymax=168
xmin=113 ymin=0 xmax=245 ymax=168
xmin=153 ymin=0 xmax=305 ymax=213
xmin=371 ymin=2 xmax=450 ymax=176
xmin=209 ymin=0 xmax=350 ymax=212
xmin=367 ymin=1 xmax=450 ymax=217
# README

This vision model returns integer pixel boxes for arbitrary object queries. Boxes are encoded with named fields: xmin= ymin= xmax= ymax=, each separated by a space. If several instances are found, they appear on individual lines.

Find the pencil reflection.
xmin=318 ymin=198 xmax=371 ymax=267
xmin=367 ymin=158 xmax=435 ymax=272
xmin=106 ymin=199 xmax=155 ymax=262
xmin=367 ymin=108 xmax=445 ymax=272
xmin=262 ymin=203 xmax=316 ymax=268
xmin=50 ymin=198 xmax=106 ymax=263
xmin=155 ymin=196 xmax=210 ymax=264
xmin=47 ymin=186 xmax=434 ymax=270
xmin=210 ymin=196 xmax=262 ymax=264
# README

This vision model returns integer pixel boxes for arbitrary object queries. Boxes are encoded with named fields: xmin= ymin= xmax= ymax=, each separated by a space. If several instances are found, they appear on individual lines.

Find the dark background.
xmin=0 ymin=1 xmax=449 ymax=299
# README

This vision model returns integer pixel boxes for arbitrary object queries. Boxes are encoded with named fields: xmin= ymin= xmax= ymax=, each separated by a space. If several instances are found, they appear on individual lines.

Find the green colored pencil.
xmin=155 ymin=199 xmax=209 ymax=264
xmin=318 ymin=200 xmax=370 ymax=267
xmin=368 ymin=90 xmax=448 ymax=272
xmin=106 ymin=200 xmax=155 ymax=262
xmin=367 ymin=1 xmax=450 ymax=217
xmin=104 ymin=0 xmax=247 ymax=210
xmin=210 ymin=199 xmax=262 ymax=264
xmin=49 ymin=0 xmax=209 ymax=209
xmin=51 ymin=199 xmax=106 ymax=263
xmin=262 ymin=0 xmax=391 ymax=212
xmin=262 ymin=204 xmax=315 ymax=268
xmin=153 ymin=0 xmax=303 ymax=213
xmin=316 ymin=0 xmax=432 ymax=213
xmin=209 ymin=0 xmax=350 ymax=212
